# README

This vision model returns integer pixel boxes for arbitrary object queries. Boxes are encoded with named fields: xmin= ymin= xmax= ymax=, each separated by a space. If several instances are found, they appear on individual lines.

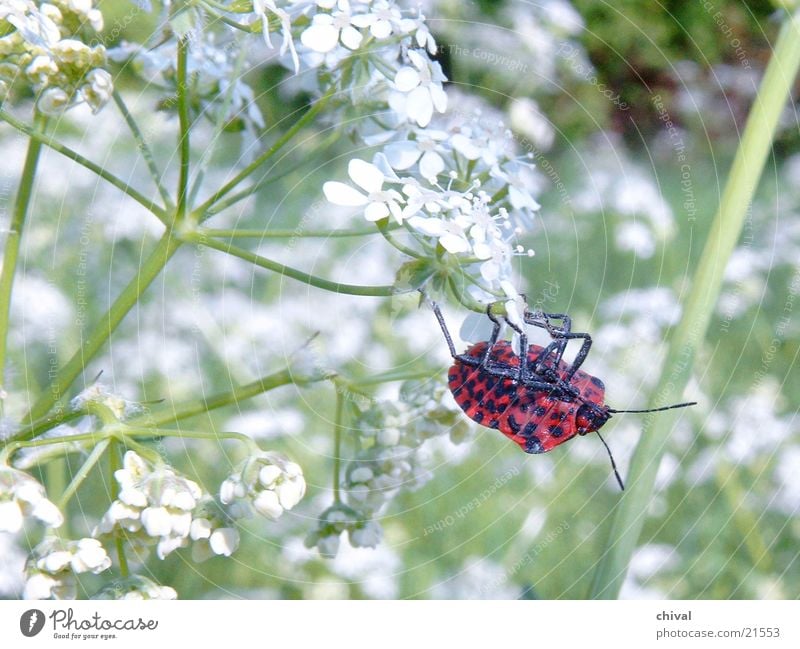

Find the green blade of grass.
xmin=589 ymin=11 xmax=800 ymax=599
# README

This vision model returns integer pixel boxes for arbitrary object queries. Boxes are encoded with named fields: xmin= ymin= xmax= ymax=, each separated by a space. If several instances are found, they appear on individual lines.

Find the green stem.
xmin=125 ymin=367 xmax=328 ymax=429
xmin=0 ymin=109 xmax=168 ymax=222
xmin=332 ymin=389 xmax=344 ymax=503
xmin=0 ymin=113 xmax=44 ymax=405
xmin=13 ymin=409 xmax=84 ymax=444
xmin=109 ymin=439 xmax=129 ymax=577
xmin=122 ymin=426 xmax=259 ymax=450
xmin=57 ymin=438 xmax=110 ymax=508
xmin=21 ymin=233 xmax=183 ymax=427
xmin=112 ymin=90 xmax=173 ymax=210
xmin=194 ymin=88 xmax=336 ymax=218
xmin=588 ymin=12 xmax=800 ymax=600
xmin=201 ymin=224 xmax=399 ymax=239
xmin=191 ymin=233 xmax=401 ymax=297
xmin=378 ymin=219 xmax=422 ymax=258
xmin=176 ymin=37 xmax=191 ymax=221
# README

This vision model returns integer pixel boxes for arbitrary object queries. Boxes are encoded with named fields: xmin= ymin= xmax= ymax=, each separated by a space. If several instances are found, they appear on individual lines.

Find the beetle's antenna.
xmin=596 ymin=431 xmax=625 ymax=491
xmin=607 ymin=402 xmax=697 ymax=414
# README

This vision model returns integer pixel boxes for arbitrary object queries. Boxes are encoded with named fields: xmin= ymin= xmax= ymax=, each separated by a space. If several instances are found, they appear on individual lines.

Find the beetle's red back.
xmin=448 ymin=340 xmax=607 ymax=453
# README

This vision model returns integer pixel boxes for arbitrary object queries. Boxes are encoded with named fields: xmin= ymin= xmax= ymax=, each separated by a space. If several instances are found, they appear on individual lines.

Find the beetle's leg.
xmin=478 ymin=305 xmax=503 ymax=369
xmin=548 ymin=330 xmax=593 ymax=380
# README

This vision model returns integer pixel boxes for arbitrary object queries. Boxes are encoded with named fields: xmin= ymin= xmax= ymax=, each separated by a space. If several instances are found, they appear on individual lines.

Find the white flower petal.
xmin=24 ymin=573 xmax=57 ymax=600
xmin=364 ymin=201 xmax=390 ymax=221
xmin=0 ymin=500 xmax=24 ymax=533
xmin=300 ymin=22 xmax=340 ymax=53
xmin=394 ymin=66 xmax=420 ymax=92
xmin=340 ymin=25 xmax=363 ymax=50
xmin=370 ymin=19 xmax=393 ymax=39
xmin=419 ymin=151 xmax=445 ymax=180
xmin=348 ymin=159 xmax=385 ymax=193
xmin=323 ymin=181 xmax=368 ymax=207
xmin=190 ymin=518 xmax=212 ymax=540
xmin=32 ymin=499 xmax=64 ymax=528
xmin=141 ymin=507 xmax=173 ymax=537
xmin=439 ymin=233 xmax=471 ymax=254
xmin=384 ymin=142 xmax=422 ymax=170
xmin=209 ymin=528 xmax=239 ymax=556
xmin=406 ymin=86 xmax=433 ymax=127
xmin=253 ymin=490 xmax=283 ymax=520
xmin=258 ymin=465 xmax=282 ymax=488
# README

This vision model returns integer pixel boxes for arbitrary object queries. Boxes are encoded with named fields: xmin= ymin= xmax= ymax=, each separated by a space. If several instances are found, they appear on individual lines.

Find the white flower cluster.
xmin=24 ymin=536 xmax=111 ymax=599
xmin=0 ymin=465 xmax=63 ymax=533
xmin=115 ymin=1 xmax=540 ymax=319
xmin=304 ymin=503 xmax=383 ymax=558
xmin=220 ymin=450 xmax=306 ymax=520
xmin=306 ymin=380 xmax=468 ymax=557
xmin=96 ymin=451 xmax=237 ymax=560
xmin=91 ymin=575 xmax=177 ymax=600
xmin=0 ymin=0 xmax=113 ymax=114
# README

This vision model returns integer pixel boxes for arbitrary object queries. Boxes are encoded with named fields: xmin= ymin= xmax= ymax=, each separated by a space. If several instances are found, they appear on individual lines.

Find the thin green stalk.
xmin=126 ymin=367 xmax=328 ymax=429
xmin=112 ymin=90 xmax=173 ymax=209
xmin=589 ymin=12 xmax=800 ymax=599
xmin=0 ymin=109 xmax=168 ymax=222
xmin=57 ymin=438 xmax=111 ymax=508
xmin=123 ymin=426 xmax=259 ymax=450
xmin=0 ymin=113 xmax=44 ymax=405
xmin=191 ymin=233 xmax=401 ymax=296
xmin=176 ymin=37 xmax=191 ymax=221
xmin=194 ymin=88 xmax=336 ymax=218
xmin=108 ymin=439 xmax=129 ymax=577
xmin=21 ymin=233 xmax=183 ymax=427
xmin=201 ymin=224 xmax=399 ymax=239
xmin=332 ymin=390 xmax=344 ymax=503
xmin=378 ymin=220 xmax=423 ymax=258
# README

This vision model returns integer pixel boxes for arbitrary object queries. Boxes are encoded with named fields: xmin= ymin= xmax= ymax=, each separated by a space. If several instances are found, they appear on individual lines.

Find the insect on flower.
xmin=425 ymin=294 xmax=696 ymax=490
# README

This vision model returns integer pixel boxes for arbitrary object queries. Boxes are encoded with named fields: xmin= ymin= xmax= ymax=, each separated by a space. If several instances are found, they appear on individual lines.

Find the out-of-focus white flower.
xmin=220 ymin=451 xmax=306 ymax=521
xmin=305 ymin=504 xmax=383 ymax=557
xmin=95 ymin=451 xmax=204 ymax=560
xmin=349 ymin=519 xmax=382 ymax=548
xmin=301 ymin=8 xmax=363 ymax=53
xmin=324 ymin=159 xmax=405 ymax=223
xmin=0 ymin=466 xmax=63 ymax=533
xmin=389 ymin=50 xmax=447 ymax=127
xmin=24 ymin=536 xmax=111 ymax=600
xmin=91 ymin=575 xmax=177 ymax=600
xmin=189 ymin=504 xmax=240 ymax=562
xmin=2 ymin=0 xmax=112 ymax=115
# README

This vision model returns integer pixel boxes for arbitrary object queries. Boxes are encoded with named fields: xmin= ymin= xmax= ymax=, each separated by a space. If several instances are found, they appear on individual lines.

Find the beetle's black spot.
xmin=507 ymin=414 xmax=521 ymax=434
xmin=550 ymin=412 xmax=561 ymax=421
xmin=448 ymin=373 xmax=457 ymax=382
xmin=488 ymin=418 xmax=500 ymax=429
xmin=534 ymin=406 xmax=547 ymax=417
xmin=519 ymin=402 xmax=529 ymax=413
xmin=550 ymin=425 xmax=565 ymax=438
xmin=473 ymin=411 xmax=484 ymax=423
xmin=474 ymin=389 xmax=485 ymax=403
xmin=494 ymin=381 xmax=517 ymax=397
xmin=484 ymin=399 xmax=497 ymax=413
xmin=590 ymin=376 xmax=605 ymax=389
xmin=525 ymin=436 xmax=544 ymax=454
xmin=460 ymin=399 xmax=472 ymax=410
xmin=523 ymin=422 xmax=538 ymax=437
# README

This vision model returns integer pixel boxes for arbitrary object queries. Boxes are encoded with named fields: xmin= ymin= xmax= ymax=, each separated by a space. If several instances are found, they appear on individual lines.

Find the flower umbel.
xmin=220 ymin=451 xmax=306 ymax=520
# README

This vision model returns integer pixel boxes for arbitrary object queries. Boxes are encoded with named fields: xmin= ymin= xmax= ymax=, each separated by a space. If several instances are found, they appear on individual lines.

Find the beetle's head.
xmin=576 ymin=403 xmax=611 ymax=434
